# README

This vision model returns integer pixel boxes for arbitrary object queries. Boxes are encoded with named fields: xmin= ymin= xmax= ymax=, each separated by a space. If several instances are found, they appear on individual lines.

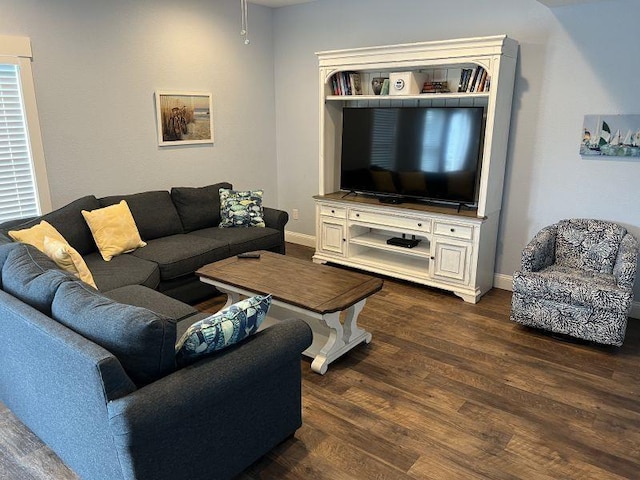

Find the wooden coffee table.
xmin=196 ymin=251 xmax=383 ymax=374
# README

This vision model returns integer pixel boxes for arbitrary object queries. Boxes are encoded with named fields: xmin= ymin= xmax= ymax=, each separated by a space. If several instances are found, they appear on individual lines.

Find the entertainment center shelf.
xmin=313 ymin=36 xmax=518 ymax=303
xmin=325 ymin=92 xmax=490 ymax=102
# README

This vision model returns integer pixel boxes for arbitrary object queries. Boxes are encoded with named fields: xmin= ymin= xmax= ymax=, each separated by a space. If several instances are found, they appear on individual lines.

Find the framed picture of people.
xmin=155 ymin=91 xmax=213 ymax=146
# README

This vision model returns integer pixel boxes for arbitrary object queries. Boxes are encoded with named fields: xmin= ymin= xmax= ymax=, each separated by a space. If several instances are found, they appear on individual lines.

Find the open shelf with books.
xmin=325 ymin=63 xmax=493 ymax=98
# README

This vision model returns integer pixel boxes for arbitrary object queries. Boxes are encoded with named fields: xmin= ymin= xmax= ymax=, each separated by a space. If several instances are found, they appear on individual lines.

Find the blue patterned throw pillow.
xmin=218 ymin=188 xmax=265 ymax=228
xmin=175 ymin=294 xmax=272 ymax=366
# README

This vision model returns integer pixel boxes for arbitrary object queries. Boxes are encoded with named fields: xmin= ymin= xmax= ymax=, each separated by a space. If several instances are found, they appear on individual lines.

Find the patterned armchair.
xmin=511 ymin=219 xmax=639 ymax=346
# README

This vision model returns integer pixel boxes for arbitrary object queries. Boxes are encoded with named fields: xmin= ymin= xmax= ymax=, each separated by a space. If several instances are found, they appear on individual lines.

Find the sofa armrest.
xmin=613 ymin=233 xmax=639 ymax=290
xmin=107 ymin=319 xmax=312 ymax=480
xmin=521 ymin=224 xmax=558 ymax=272
xmin=263 ymin=206 xmax=289 ymax=231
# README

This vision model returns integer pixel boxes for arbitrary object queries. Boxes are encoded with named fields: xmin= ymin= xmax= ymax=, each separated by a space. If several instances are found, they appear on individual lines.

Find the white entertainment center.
xmin=313 ymin=35 xmax=518 ymax=303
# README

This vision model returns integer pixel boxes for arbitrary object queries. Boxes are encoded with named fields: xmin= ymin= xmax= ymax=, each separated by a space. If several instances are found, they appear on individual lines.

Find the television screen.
xmin=340 ymin=106 xmax=485 ymax=204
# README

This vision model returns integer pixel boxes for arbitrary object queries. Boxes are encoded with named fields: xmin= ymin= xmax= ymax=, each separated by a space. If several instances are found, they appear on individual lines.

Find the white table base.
xmin=200 ymin=279 xmax=372 ymax=374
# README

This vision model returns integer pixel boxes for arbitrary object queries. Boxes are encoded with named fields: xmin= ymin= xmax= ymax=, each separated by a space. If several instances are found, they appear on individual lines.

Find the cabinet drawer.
xmin=319 ymin=204 xmax=346 ymax=218
xmin=349 ymin=209 xmax=430 ymax=233
xmin=433 ymin=221 xmax=473 ymax=240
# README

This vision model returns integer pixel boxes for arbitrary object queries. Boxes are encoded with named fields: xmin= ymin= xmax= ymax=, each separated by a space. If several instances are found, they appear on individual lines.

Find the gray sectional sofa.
xmin=0 ymin=182 xmax=288 ymax=303
xmin=0 ymin=183 xmax=313 ymax=480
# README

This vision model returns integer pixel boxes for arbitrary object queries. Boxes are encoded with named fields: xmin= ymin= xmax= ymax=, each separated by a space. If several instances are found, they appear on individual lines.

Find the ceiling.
xmin=250 ymin=0 xmax=316 ymax=7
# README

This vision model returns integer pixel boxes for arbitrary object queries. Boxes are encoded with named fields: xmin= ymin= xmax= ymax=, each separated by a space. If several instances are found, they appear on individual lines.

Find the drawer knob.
xmin=450 ymin=228 xmax=455 ymax=232
xmin=417 ymin=223 xmax=422 ymax=227
xmin=331 ymin=209 xmax=335 ymax=213
xmin=356 ymin=213 xmax=360 ymax=217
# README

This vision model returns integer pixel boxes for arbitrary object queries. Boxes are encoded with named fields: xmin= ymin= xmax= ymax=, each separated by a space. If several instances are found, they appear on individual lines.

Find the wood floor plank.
xmin=1 ymin=242 xmax=639 ymax=479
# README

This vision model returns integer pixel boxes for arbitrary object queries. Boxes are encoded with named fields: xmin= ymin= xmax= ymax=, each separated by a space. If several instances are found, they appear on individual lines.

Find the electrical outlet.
xmin=292 ymin=208 xmax=299 ymax=220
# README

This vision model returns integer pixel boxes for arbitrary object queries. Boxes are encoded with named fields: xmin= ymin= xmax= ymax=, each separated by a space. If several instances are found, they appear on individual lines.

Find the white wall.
xmin=273 ymin=0 xmax=640 ymax=300
xmin=0 ymin=0 xmax=279 ymax=207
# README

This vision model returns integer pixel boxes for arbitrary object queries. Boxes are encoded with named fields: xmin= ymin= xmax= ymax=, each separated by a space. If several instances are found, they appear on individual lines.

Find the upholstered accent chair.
xmin=511 ymin=219 xmax=639 ymax=346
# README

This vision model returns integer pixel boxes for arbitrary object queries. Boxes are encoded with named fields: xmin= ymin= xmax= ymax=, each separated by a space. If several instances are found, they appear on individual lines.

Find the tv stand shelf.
xmin=314 ymin=36 xmax=517 ymax=303
xmin=350 ymin=231 xmax=430 ymax=259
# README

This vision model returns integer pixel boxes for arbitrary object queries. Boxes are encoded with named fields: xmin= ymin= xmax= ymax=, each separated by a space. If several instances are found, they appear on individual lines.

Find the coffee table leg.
xmin=217 ymin=287 xmax=240 ymax=309
xmin=342 ymin=299 xmax=371 ymax=344
xmin=311 ymin=312 xmax=345 ymax=375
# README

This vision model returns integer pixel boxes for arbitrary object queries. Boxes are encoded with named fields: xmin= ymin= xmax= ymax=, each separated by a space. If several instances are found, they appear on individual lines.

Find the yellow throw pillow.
xmin=43 ymin=236 xmax=97 ymax=289
xmin=81 ymin=200 xmax=146 ymax=261
xmin=8 ymin=220 xmax=67 ymax=252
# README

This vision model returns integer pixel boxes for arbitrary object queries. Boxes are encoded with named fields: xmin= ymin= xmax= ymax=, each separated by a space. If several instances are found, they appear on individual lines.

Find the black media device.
xmin=237 ymin=252 xmax=261 ymax=259
xmin=387 ymin=235 xmax=421 ymax=249
xmin=340 ymin=106 xmax=485 ymax=205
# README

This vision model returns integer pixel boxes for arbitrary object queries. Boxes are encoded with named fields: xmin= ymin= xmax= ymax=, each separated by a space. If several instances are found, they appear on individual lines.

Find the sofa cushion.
xmin=43 ymin=236 xmax=97 ymax=289
xmin=1 ymin=244 xmax=74 ymax=314
xmin=555 ymin=219 xmax=626 ymax=275
xmin=131 ymin=234 xmax=229 ymax=281
xmin=105 ymin=284 xmax=198 ymax=322
xmin=0 ymin=243 xmax=22 ymax=284
xmin=100 ymin=191 xmax=184 ymax=240
xmin=175 ymin=294 xmax=271 ymax=366
xmin=171 ymin=182 xmax=232 ymax=232
xmin=82 ymin=200 xmax=147 ymax=261
xmin=51 ymin=281 xmax=177 ymax=386
xmin=6 ymin=196 xmax=101 ymax=256
xmin=189 ymin=226 xmax=282 ymax=256
xmin=219 ymin=188 xmax=265 ymax=228
xmin=83 ymin=251 xmax=160 ymax=292
xmin=513 ymin=265 xmax=633 ymax=314
xmin=8 ymin=220 xmax=68 ymax=252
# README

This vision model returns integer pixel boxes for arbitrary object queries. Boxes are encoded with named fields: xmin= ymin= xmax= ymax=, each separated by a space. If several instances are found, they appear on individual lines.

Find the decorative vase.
xmin=371 ymin=77 xmax=384 ymax=95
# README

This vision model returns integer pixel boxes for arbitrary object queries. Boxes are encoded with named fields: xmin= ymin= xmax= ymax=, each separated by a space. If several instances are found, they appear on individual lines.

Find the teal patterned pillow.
xmin=218 ymin=188 xmax=265 ymax=228
xmin=175 ymin=294 xmax=271 ymax=366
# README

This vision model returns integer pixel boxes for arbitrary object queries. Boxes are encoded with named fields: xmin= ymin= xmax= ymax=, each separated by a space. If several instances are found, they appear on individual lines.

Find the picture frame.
xmin=580 ymin=114 xmax=640 ymax=158
xmin=155 ymin=91 xmax=213 ymax=146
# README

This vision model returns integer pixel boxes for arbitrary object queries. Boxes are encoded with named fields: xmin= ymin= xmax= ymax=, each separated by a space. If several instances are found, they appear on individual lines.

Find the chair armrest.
xmin=613 ymin=233 xmax=639 ymax=290
xmin=521 ymin=224 xmax=558 ymax=272
xmin=263 ymin=206 xmax=289 ymax=231
xmin=106 ymin=319 xmax=311 ymax=480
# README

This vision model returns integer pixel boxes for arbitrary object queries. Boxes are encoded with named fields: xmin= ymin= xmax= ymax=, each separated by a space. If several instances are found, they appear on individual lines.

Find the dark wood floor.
xmin=2 ymin=243 xmax=640 ymax=479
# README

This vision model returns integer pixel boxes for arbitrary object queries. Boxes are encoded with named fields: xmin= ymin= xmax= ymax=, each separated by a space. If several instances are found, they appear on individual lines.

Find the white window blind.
xmin=0 ymin=63 xmax=39 ymax=222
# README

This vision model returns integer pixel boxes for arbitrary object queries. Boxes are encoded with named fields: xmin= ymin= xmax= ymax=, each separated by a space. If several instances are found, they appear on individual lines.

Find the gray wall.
xmin=0 ymin=0 xmax=278 ymax=206
xmin=273 ymin=0 xmax=640 ymax=300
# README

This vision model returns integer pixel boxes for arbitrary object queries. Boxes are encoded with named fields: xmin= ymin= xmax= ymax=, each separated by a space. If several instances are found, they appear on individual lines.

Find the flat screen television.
xmin=340 ymin=106 xmax=485 ymax=205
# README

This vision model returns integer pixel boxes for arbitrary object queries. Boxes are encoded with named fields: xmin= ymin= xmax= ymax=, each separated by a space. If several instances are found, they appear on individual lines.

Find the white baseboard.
xmin=493 ymin=273 xmax=513 ymax=291
xmin=284 ymin=231 xmax=316 ymax=248
xmin=493 ymin=273 xmax=640 ymax=320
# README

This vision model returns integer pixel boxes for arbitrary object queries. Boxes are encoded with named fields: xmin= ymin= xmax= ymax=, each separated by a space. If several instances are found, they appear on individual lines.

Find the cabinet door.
xmin=432 ymin=238 xmax=471 ymax=284
xmin=319 ymin=219 xmax=346 ymax=256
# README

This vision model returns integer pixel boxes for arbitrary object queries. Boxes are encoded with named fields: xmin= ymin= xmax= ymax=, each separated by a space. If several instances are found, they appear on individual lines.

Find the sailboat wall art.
xmin=581 ymin=114 xmax=640 ymax=158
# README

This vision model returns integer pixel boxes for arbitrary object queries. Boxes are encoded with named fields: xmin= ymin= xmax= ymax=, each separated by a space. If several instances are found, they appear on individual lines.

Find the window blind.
xmin=0 ymin=63 xmax=39 ymax=222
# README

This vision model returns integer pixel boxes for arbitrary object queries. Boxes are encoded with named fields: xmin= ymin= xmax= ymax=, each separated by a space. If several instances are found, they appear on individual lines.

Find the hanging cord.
xmin=240 ymin=0 xmax=250 ymax=45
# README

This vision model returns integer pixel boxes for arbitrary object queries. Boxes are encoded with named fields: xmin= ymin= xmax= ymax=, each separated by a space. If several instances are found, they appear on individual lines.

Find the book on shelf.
xmin=468 ymin=66 xmax=483 ymax=92
xmin=477 ymin=69 xmax=488 ymax=92
xmin=349 ymin=73 xmax=362 ymax=95
xmin=457 ymin=67 xmax=490 ymax=93
xmin=458 ymin=68 xmax=473 ymax=92
xmin=330 ymin=71 xmax=363 ymax=96
xmin=380 ymin=78 xmax=390 ymax=95
xmin=422 ymin=81 xmax=450 ymax=94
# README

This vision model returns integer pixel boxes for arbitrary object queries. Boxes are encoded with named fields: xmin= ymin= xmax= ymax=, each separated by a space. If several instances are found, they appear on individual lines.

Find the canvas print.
xmin=581 ymin=114 xmax=640 ymax=157
xmin=156 ymin=91 xmax=213 ymax=146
